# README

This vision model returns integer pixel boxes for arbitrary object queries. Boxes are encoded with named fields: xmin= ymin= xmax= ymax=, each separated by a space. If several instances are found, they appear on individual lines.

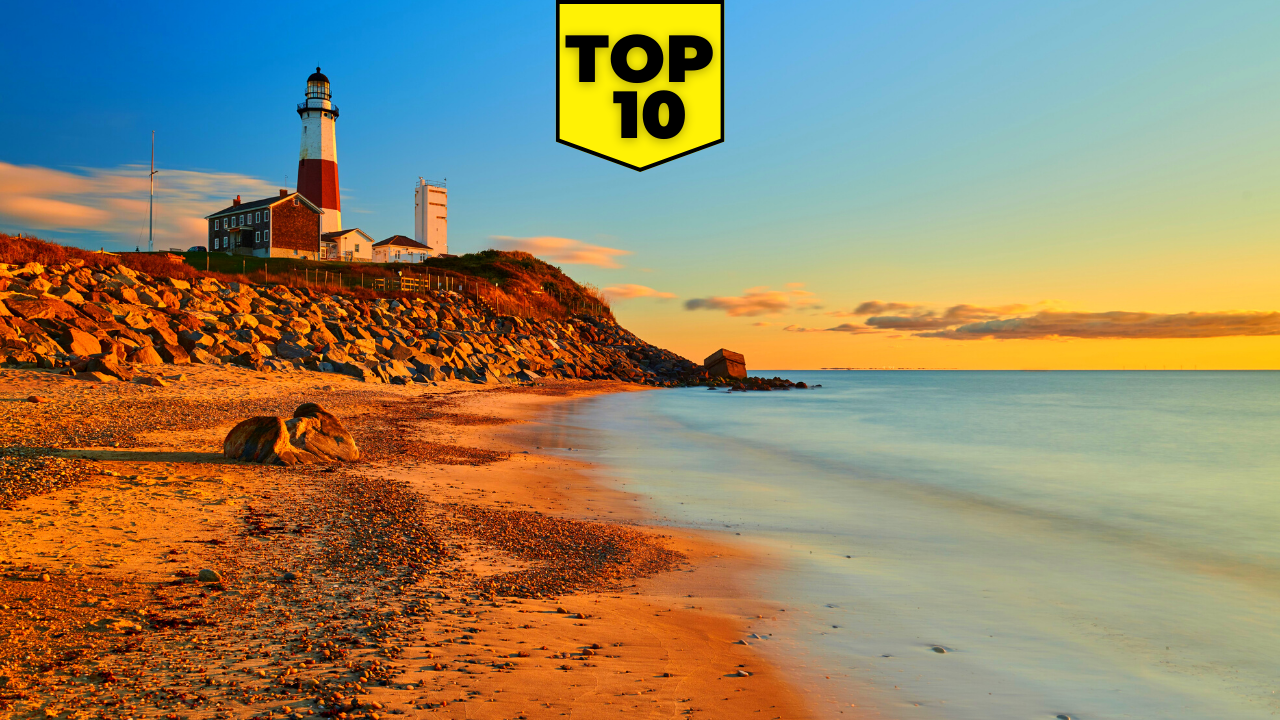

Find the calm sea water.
xmin=525 ymin=371 xmax=1280 ymax=720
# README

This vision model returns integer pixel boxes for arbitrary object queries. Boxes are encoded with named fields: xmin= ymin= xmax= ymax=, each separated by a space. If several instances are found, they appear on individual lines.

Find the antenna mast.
xmin=148 ymin=130 xmax=157 ymax=253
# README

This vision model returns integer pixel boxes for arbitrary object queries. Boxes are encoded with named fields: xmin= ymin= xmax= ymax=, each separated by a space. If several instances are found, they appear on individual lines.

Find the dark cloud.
xmin=684 ymin=286 xmax=820 ymax=317
xmin=865 ymin=315 xmax=955 ymax=330
xmin=920 ymin=311 xmax=1280 ymax=340
xmin=849 ymin=301 xmax=919 ymax=316
xmin=863 ymin=303 xmax=1027 ymax=330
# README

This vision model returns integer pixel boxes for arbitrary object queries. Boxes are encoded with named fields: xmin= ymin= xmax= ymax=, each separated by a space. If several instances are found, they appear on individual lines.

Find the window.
xmin=256 ymin=231 xmax=261 ymax=243
xmin=355 ymin=244 xmax=360 ymax=252
xmin=255 ymin=211 xmax=260 ymax=223
xmin=263 ymin=213 xmax=269 ymax=225
xmin=239 ymin=214 xmax=245 ymax=225
xmin=214 ymin=219 xmax=220 ymax=230
xmin=264 ymin=230 xmax=269 ymax=243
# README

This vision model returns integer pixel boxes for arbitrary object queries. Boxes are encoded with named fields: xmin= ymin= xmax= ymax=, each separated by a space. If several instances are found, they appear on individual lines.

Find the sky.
xmin=2 ymin=0 xmax=1278 ymax=369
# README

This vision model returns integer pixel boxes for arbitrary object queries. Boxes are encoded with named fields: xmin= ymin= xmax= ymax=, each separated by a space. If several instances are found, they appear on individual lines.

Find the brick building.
xmin=204 ymin=190 xmax=323 ymax=259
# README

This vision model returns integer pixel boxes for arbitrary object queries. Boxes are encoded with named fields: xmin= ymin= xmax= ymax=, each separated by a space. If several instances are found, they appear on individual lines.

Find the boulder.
xmin=188 ymin=347 xmax=219 ymax=365
xmin=223 ymin=405 xmax=360 ymax=465
xmin=339 ymin=362 xmax=382 ymax=383
xmin=59 ymin=327 xmax=102 ymax=357
xmin=78 ymin=303 xmax=116 ymax=323
xmin=388 ymin=343 xmax=416 ymax=361
xmin=4 ymin=296 xmax=81 ymax=321
xmin=76 ymin=370 xmax=116 ymax=382
xmin=113 ymin=286 xmax=140 ymax=304
xmin=157 ymin=344 xmax=191 ymax=365
xmin=223 ymin=416 xmax=295 ymax=464
xmin=127 ymin=346 xmax=165 ymax=365
xmin=703 ymin=348 xmax=747 ymax=379
xmin=323 ymin=346 xmax=351 ymax=365
xmin=180 ymin=330 xmax=220 ymax=352
xmin=49 ymin=285 xmax=85 ymax=303
xmin=290 ymin=403 xmax=360 ymax=461
xmin=274 ymin=340 xmax=312 ymax=360
xmin=88 ymin=354 xmax=134 ymax=381
xmin=150 ymin=325 xmax=183 ymax=348
xmin=230 ymin=351 xmax=269 ymax=372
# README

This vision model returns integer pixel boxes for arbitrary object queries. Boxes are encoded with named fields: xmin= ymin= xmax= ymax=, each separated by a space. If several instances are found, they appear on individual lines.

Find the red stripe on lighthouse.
xmin=297 ymin=159 xmax=341 ymax=211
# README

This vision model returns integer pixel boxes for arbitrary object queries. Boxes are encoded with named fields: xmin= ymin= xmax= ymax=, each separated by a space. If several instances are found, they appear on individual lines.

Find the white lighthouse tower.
xmin=414 ymin=178 xmax=448 ymax=256
xmin=297 ymin=67 xmax=341 ymax=234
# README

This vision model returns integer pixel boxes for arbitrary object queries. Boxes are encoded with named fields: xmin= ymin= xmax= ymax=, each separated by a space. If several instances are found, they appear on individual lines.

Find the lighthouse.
xmin=297 ymin=67 xmax=341 ymax=234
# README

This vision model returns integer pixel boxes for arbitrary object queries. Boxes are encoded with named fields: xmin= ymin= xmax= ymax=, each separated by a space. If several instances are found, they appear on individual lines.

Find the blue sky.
xmin=3 ymin=1 xmax=1279 ymax=367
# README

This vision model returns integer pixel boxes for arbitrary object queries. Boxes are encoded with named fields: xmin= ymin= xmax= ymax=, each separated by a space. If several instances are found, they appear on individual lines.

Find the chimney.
xmin=233 ymin=195 xmax=241 ymax=206
xmin=279 ymin=189 xmax=288 ymax=197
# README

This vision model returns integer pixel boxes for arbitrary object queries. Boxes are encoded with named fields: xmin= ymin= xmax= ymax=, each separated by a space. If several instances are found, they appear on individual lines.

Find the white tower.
xmin=414 ymin=178 xmax=448 ymax=256
xmin=297 ymin=67 xmax=341 ymax=234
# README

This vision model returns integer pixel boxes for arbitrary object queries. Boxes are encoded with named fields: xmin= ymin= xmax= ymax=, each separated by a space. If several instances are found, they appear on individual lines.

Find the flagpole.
xmin=148 ymin=130 xmax=157 ymax=252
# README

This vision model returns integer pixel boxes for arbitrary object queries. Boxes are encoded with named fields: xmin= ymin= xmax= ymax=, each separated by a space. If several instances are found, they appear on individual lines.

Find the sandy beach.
xmin=0 ymin=364 xmax=819 ymax=720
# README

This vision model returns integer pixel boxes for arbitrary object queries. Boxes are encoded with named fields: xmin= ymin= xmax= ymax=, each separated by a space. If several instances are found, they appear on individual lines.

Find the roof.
xmin=322 ymin=228 xmax=373 ymax=241
xmin=204 ymin=192 xmax=324 ymax=219
xmin=373 ymin=235 xmax=428 ymax=250
xmin=308 ymin=67 xmax=329 ymax=84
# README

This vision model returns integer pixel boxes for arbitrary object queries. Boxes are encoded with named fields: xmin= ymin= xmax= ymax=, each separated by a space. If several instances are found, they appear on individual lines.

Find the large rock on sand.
xmin=290 ymin=403 xmax=360 ymax=461
xmin=223 ymin=417 xmax=293 ymax=464
xmin=223 ymin=404 xmax=360 ymax=466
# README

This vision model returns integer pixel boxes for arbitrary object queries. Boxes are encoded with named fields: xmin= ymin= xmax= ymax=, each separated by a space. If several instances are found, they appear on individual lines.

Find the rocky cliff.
xmin=0 ymin=256 xmax=700 ymax=386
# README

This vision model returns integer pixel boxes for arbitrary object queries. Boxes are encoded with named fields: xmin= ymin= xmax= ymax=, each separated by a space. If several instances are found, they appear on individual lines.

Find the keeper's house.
xmin=205 ymin=190 xmax=323 ymax=259
xmin=372 ymin=235 xmax=430 ymax=263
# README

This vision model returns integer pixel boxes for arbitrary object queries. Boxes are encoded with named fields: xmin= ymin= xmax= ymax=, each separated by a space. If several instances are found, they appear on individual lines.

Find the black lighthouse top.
xmin=299 ymin=67 xmax=338 ymax=117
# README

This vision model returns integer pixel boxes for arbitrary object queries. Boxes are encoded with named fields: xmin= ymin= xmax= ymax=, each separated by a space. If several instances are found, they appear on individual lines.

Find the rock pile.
xmin=0 ymin=259 xmax=702 ymax=386
xmin=223 ymin=403 xmax=360 ymax=466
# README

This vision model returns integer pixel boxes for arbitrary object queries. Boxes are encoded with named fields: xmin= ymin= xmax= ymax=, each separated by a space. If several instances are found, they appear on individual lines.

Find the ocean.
xmin=523 ymin=371 xmax=1280 ymax=720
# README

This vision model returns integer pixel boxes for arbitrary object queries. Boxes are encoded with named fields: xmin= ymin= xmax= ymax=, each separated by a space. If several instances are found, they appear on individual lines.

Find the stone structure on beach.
xmin=703 ymin=348 xmax=746 ymax=379
xmin=223 ymin=402 xmax=360 ymax=465
xmin=0 ymin=258 xmax=700 ymax=386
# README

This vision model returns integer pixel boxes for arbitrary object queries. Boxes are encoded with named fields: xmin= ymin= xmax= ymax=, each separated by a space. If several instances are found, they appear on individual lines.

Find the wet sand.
xmin=0 ymin=365 xmax=820 ymax=720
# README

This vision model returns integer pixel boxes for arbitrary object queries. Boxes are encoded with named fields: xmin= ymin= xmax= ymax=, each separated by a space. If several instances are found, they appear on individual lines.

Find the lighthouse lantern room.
xmin=297 ymin=67 xmax=341 ymax=234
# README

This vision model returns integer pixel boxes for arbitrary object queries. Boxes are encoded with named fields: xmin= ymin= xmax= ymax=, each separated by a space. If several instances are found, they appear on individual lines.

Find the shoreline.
xmin=380 ymin=382 xmax=822 ymax=718
xmin=0 ymin=366 xmax=820 ymax=719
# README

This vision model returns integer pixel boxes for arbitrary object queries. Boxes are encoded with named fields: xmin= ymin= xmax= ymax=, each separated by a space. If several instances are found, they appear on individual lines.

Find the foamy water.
xmin=525 ymin=371 xmax=1280 ymax=720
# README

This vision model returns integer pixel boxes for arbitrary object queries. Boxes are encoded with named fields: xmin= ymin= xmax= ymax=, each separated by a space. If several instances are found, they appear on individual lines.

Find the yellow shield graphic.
xmin=557 ymin=1 xmax=724 ymax=171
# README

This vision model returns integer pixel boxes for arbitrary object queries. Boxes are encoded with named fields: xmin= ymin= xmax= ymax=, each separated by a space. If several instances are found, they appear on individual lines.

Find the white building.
xmin=373 ymin=235 xmax=430 ymax=264
xmin=321 ymin=228 xmax=374 ymax=262
xmin=413 ymin=178 xmax=447 ymax=256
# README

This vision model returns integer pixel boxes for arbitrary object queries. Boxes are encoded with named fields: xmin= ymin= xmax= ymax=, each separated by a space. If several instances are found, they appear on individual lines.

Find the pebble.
xmin=197 ymin=568 xmax=222 ymax=582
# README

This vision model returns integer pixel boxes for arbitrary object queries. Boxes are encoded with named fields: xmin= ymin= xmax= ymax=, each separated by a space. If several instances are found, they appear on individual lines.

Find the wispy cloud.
xmin=685 ymin=284 xmax=821 ymax=317
xmin=488 ymin=236 xmax=631 ymax=269
xmin=602 ymin=283 xmax=676 ymax=300
xmin=834 ymin=300 xmax=921 ymax=316
xmin=0 ymin=160 xmax=279 ymax=249
xmin=783 ymin=322 xmax=880 ymax=334
xmin=922 ymin=311 xmax=1280 ymax=340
